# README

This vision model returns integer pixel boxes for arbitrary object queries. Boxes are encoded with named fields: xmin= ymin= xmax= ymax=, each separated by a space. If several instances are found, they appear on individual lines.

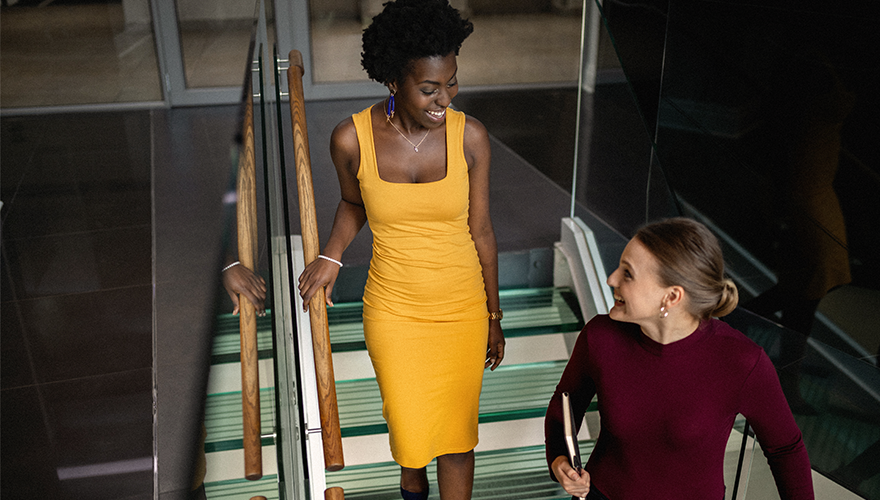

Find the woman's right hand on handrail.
xmin=551 ymin=455 xmax=591 ymax=499
xmin=298 ymin=257 xmax=341 ymax=312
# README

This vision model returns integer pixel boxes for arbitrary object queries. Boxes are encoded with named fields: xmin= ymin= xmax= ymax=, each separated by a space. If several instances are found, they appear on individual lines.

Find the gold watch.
xmin=488 ymin=310 xmax=503 ymax=321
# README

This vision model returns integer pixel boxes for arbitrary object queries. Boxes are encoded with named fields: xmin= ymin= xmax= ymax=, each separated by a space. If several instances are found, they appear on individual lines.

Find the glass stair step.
xmin=329 ymin=287 xmax=584 ymax=352
xmin=203 ymin=387 xmax=277 ymax=452
xmin=211 ymin=311 xmax=275 ymax=364
xmin=326 ymin=442 xmax=595 ymax=499
xmin=204 ymin=474 xmax=280 ymax=499
xmin=336 ymin=360 xmax=596 ymax=438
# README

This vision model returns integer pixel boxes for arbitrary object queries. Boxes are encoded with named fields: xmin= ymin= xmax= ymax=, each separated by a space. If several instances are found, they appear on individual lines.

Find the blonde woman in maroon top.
xmin=545 ymin=218 xmax=813 ymax=499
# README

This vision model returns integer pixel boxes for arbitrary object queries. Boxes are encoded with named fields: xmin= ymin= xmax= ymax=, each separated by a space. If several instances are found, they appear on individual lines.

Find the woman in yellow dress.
xmin=297 ymin=1 xmax=505 ymax=499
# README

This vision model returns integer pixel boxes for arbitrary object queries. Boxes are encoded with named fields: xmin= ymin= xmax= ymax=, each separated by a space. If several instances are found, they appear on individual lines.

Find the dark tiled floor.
xmin=1 ymin=105 xmax=237 ymax=499
xmin=1 ymin=112 xmax=155 ymax=499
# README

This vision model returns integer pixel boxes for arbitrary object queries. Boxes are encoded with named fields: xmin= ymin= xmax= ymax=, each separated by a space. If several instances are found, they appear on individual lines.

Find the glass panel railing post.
xmin=570 ymin=0 xmax=602 ymax=218
xmin=257 ymin=0 xmax=310 ymax=497
xmin=731 ymin=420 xmax=750 ymax=499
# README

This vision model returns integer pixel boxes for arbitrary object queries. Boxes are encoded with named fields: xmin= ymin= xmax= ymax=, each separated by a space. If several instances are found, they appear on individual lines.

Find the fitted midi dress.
xmin=353 ymin=106 xmax=489 ymax=468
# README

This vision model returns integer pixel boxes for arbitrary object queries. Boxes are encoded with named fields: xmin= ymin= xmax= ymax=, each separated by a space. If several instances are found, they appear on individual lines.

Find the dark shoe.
xmin=401 ymin=486 xmax=429 ymax=500
xmin=190 ymin=484 xmax=207 ymax=500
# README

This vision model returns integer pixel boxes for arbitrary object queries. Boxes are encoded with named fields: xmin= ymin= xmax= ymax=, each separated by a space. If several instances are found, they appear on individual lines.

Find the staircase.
xmin=198 ymin=283 xmax=596 ymax=499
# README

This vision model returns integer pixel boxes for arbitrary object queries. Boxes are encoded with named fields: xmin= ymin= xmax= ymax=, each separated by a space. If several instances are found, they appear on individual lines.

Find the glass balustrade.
xmin=726 ymin=308 xmax=880 ymax=499
xmin=580 ymin=0 xmax=880 ymax=498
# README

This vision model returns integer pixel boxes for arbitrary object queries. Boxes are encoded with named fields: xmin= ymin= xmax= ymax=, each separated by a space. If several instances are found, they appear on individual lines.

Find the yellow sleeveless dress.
xmin=353 ymin=106 xmax=489 ymax=468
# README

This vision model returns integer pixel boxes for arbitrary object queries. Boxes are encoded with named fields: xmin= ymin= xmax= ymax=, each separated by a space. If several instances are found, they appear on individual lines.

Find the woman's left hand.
xmin=223 ymin=263 xmax=267 ymax=316
xmin=297 ymin=257 xmax=341 ymax=312
xmin=485 ymin=320 xmax=505 ymax=370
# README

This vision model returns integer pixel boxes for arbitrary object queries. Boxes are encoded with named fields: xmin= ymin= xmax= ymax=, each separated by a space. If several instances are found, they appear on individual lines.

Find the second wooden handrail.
xmin=237 ymin=71 xmax=263 ymax=481
xmin=287 ymin=49 xmax=345 ymax=473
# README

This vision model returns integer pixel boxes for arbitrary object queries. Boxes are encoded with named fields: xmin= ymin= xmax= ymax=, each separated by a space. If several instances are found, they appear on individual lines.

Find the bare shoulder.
xmin=331 ymin=116 xmax=358 ymax=151
xmin=330 ymin=117 xmax=360 ymax=176
xmin=463 ymin=114 xmax=490 ymax=167
xmin=463 ymin=114 xmax=490 ymax=144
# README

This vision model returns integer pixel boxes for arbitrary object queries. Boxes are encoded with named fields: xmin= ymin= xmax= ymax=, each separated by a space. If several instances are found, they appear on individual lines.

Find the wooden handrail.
xmin=325 ymin=487 xmax=345 ymax=500
xmin=287 ymin=49 xmax=345 ymax=473
xmin=237 ymin=73 xmax=263 ymax=481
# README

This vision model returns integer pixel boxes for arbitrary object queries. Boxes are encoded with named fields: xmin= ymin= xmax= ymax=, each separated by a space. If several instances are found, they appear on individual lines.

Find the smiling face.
xmin=606 ymin=237 xmax=672 ymax=328
xmin=390 ymin=52 xmax=459 ymax=129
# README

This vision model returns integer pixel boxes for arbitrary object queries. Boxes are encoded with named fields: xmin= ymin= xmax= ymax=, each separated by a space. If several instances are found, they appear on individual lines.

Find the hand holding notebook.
xmin=562 ymin=392 xmax=582 ymax=471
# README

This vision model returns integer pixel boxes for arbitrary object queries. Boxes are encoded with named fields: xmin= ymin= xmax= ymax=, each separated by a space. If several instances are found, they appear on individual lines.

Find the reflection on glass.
xmin=580 ymin=1 xmax=880 ymax=496
xmin=176 ymin=0 xmax=266 ymax=88
xmin=0 ymin=0 xmax=162 ymax=107
xmin=201 ymin=3 xmax=298 ymax=498
xmin=587 ymin=0 xmax=879 ymax=378
xmin=646 ymin=1 xmax=879 ymax=363
xmin=309 ymin=0 xmax=583 ymax=85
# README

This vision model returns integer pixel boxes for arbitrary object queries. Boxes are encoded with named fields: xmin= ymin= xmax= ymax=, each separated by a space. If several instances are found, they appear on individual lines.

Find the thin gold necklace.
xmin=385 ymin=103 xmax=430 ymax=153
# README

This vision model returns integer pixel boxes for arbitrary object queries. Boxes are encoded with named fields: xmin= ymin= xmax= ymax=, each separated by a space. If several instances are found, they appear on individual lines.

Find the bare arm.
xmin=297 ymin=118 xmax=367 ymax=311
xmin=464 ymin=115 xmax=505 ymax=370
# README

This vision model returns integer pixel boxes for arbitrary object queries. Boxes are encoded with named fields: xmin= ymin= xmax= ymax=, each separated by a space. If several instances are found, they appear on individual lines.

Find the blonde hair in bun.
xmin=712 ymin=278 xmax=739 ymax=318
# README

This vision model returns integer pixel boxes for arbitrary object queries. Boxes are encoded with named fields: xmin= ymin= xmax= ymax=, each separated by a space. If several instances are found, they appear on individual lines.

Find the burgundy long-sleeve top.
xmin=545 ymin=314 xmax=813 ymax=499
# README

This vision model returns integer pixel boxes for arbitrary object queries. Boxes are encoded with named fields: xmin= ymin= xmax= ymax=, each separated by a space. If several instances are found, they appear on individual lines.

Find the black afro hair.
xmin=361 ymin=0 xmax=474 ymax=84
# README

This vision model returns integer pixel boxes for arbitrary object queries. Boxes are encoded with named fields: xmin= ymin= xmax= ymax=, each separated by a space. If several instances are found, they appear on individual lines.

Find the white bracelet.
xmin=222 ymin=261 xmax=240 ymax=272
xmin=318 ymin=255 xmax=343 ymax=267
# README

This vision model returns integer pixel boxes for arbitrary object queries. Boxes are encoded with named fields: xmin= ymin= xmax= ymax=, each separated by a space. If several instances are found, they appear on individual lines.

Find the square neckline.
xmin=370 ymin=104 xmax=450 ymax=185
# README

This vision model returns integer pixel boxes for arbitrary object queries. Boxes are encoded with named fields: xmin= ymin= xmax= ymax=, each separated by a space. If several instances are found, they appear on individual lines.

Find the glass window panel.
xmin=308 ymin=0 xmax=583 ymax=86
xmin=175 ymin=0 xmax=259 ymax=88
xmin=0 ymin=0 xmax=162 ymax=108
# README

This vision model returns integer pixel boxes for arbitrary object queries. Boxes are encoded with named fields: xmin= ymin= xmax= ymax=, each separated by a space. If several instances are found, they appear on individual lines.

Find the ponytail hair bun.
xmin=711 ymin=279 xmax=739 ymax=318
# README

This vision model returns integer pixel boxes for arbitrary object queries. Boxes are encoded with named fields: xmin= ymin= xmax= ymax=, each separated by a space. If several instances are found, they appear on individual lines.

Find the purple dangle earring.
xmin=385 ymin=89 xmax=395 ymax=121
